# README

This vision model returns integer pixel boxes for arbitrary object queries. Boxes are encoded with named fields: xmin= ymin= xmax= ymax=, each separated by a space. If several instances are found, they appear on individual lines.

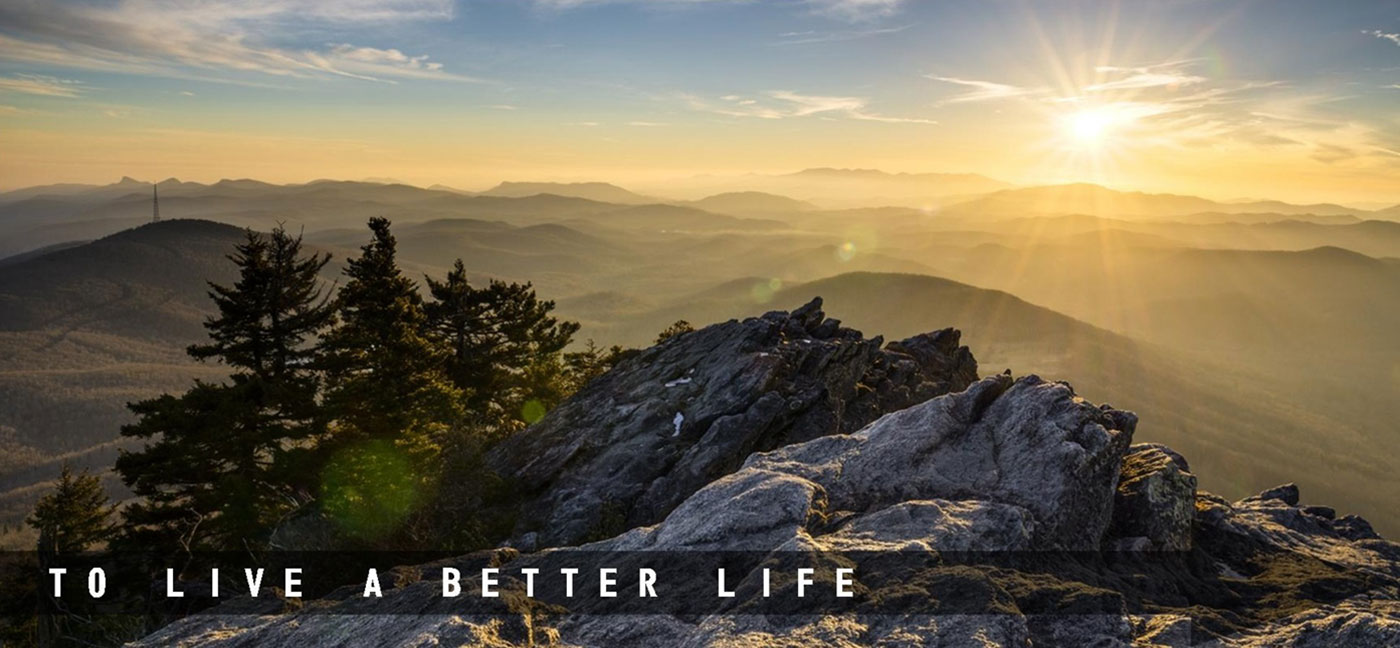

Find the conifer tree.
xmin=656 ymin=319 xmax=695 ymax=344
xmin=115 ymin=227 xmax=332 ymax=551
xmin=321 ymin=218 xmax=462 ymax=452
xmin=28 ymin=464 xmax=114 ymax=555
xmin=424 ymin=259 xmax=578 ymax=428
xmin=317 ymin=218 xmax=463 ymax=542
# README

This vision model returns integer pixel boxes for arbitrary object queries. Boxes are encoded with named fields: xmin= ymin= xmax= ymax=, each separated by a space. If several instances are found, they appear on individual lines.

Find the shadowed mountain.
xmin=0 ymin=219 xmax=250 ymax=340
xmin=0 ymin=221 xmax=258 ymax=516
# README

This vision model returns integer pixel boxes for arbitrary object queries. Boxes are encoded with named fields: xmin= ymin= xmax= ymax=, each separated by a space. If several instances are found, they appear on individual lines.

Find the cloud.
xmin=775 ymin=23 xmax=911 ymax=45
xmin=1086 ymin=64 xmax=1205 ymax=92
xmin=0 ymin=104 xmax=26 ymax=116
xmin=930 ymin=64 xmax=1203 ymax=106
xmin=927 ymin=76 xmax=1042 ymax=104
xmin=628 ymin=120 xmax=666 ymax=126
xmin=532 ymin=0 xmax=905 ymax=21
xmin=0 ymin=0 xmax=474 ymax=84
xmin=0 ymin=74 xmax=84 ymax=97
xmin=807 ymin=0 xmax=905 ymax=21
xmin=1367 ymin=30 xmax=1400 ymax=47
xmin=683 ymin=90 xmax=934 ymax=123
xmin=926 ymin=57 xmax=1399 ymax=169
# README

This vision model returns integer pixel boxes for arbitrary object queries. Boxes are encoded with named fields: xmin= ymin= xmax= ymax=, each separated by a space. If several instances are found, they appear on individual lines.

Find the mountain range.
xmin=0 ymin=173 xmax=1397 ymax=546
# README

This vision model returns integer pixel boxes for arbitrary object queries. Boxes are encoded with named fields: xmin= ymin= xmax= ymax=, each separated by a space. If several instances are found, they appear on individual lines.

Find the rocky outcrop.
xmin=485 ymin=297 xmax=978 ymax=549
xmin=131 ymin=308 xmax=1400 ymax=647
xmin=1107 ymin=443 xmax=1197 ymax=551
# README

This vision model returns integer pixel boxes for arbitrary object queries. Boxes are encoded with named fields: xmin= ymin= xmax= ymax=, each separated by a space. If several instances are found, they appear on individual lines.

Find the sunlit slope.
xmin=579 ymin=271 xmax=1398 ymax=536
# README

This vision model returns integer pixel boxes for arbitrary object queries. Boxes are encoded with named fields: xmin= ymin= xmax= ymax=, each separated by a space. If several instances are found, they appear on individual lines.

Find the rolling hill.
xmin=685 ymin=191 xmax=817 ymax=215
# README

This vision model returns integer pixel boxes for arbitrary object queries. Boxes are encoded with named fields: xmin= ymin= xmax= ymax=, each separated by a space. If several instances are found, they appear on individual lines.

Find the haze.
xmin=2 ymin=0 xmax=1400 ymax=205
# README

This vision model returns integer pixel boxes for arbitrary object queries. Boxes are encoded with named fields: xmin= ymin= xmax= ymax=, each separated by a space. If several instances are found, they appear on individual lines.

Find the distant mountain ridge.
xmin=787 ymin=167 xmax=1010 ymax=186
xmin=479 ymin=181 xmax=658 ymax=204
xmin=949 ymin=182 xmax=1374 ymax=219
xmin=685 ymin=191 xmax=817 ymax=215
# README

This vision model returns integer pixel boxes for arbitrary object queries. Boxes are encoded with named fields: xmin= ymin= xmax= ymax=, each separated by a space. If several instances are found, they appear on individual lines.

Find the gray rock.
xmin=486 ymin=297 xmax=978 ymax=549
xmin=1106 ymin=444 xmax=1197 ymax=551
xmin=1244 ymin=483 xmax=1300 ymax=507
xmin=1218 ymin=600 xmax=1400 ymax=647
xmin=129 ymin=305 xmax=1400 ymax=648
xmin=745 ymin=374 xmax=1137 ymax=550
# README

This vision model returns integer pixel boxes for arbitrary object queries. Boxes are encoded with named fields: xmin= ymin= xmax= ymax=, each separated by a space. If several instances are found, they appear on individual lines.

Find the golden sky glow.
xmin=1 ymin=1 xmax=1398 ymax=205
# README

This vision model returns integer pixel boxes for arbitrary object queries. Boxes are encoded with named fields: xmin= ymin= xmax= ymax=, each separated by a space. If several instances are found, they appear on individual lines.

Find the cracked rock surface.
xmin=485 ymin=297 xmax=979 ymax=549
xmin=132 ymin=303 xmax=1399 ymax=647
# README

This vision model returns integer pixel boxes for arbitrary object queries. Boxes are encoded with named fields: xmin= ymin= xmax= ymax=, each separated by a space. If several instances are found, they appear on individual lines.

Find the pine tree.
xmin=424 ymin=259 xmax=579 ymax=429
xmin=188 ymin=225 xmax=332 ymax=380
xmin=115 ymin=227 xmax=332 ymax=551
xmin=656 ymin=319 xmax=695 ymax=344
xmin=565 ymin=339 xmax=630 ymax=391
xmin=322 ymin=218 xmax=462 ymax=449
xmin=318 ymin=218 xmax=462 ymax=541
xmin=28 ymin=464 xmax=114 ymax=555
xmin=189 ymin=226 xmax=334 ymax=490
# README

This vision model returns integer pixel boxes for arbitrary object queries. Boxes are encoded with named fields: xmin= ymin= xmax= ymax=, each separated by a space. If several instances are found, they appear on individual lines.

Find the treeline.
xmin=27 ymin=217 xmax=628 ymax=557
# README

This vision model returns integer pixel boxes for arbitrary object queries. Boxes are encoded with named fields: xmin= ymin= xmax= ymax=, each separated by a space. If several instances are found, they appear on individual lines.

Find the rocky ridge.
xmin=485 ymin=298 xmax=979 ymax=549
xmin=135 ymin=300 xmax=1400 ymax=647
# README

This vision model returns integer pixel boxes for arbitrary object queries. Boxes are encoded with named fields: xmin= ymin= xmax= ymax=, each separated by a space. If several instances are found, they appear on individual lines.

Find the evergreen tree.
xmin=188 ymin=226 xmax=334 ymax=490
xmin=656 ymin=319 xmax=695 ymax=344
xmin=564 ymin=339 xmax=630 ymax=391
xmin=28 ymin=464 xmax=114 ymax=555
xmin=115 ymin=227 xmax=332 ymax=551
xmin=188 ymin=225 xmax=332 ymax=380
xmin=424 ymin=259 xmax=579 ymax=429
xmin=318 ymin=218 xmax=462 ymax=540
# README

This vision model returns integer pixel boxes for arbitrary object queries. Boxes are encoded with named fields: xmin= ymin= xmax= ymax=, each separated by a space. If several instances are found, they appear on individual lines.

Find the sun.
xmin=1065 ymin=108 xmax=1118 ymax=147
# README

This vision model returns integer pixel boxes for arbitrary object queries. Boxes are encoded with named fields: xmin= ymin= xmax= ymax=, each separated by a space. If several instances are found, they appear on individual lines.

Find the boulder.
xmin=1107 ymin=443 xmax=1198 ymax=551
xmin=485 ymin=297 xmax=978 ymax=549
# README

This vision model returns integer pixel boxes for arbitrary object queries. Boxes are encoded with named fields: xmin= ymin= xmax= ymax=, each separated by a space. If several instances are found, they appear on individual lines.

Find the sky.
xmin=1 ymin=0 xmax=1398 ymax=204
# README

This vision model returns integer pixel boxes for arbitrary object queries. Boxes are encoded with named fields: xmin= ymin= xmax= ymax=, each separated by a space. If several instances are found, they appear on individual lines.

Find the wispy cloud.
xmin=0 ymin=74 xmax=85 ymax=97
xmin=532 ymin=0 xmax=905 ymax=21
xmin=931 ymin=63 xmax=1204 ymax=105
xmin=0 ymin=0 xmax=475 ymax=84
xmin=929 ymin=58 xmax=1399 ymax=169
xmin=683 ymin=90 xmax=934 ymax=123
xmin=1086 ymin=64 xmax=1205 ymax=92
xmin=1366 ymin=30 xmax=1400 ymax=47
xmin=807 ymin=0 xmax=906 ymax=21
xmin=927 ymin=76 xmax=1042 ymax=104
xmin=775 ymin=23 xmax=910 ymax=45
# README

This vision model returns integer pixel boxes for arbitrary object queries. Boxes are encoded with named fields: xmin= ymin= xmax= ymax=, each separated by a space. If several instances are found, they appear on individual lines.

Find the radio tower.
xmin=152 ymin=184 xmax=160 ymax=223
